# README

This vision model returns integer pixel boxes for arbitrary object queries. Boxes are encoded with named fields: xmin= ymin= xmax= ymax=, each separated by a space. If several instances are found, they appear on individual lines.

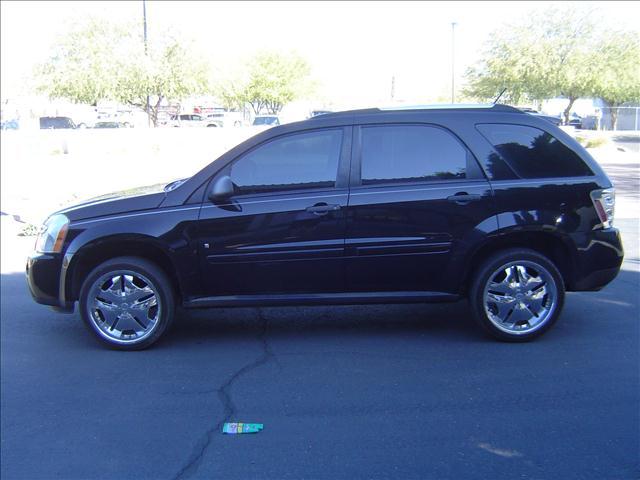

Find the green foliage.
xmin=592 ymin=30 xmax=640 ymax=128
xmin=464 ymin=5 xmax=638 ymax=124
xmin=35 ymin=18 xmax=210 ymax=125
xmin=465 ymin=6 xmax=599 ymax=104
xmin=575 ymin=135 xmax=609 ymax=149
xmin=216 ymin=51 xmax=314 ymax=114
xmin=35 ymin=18 xmax=132 ymax=105
xmin=18 ymin=223 xmax=39 ymax=237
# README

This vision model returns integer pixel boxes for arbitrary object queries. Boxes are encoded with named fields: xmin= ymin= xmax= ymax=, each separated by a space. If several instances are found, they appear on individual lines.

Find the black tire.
xmin=79 ymin=256 xmax=175 ymax=350
xmin=469 ymin=248 xmax=565 ymax=342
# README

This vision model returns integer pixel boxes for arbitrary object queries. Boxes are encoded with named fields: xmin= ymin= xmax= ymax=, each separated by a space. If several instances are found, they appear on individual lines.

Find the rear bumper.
xmin=26 ymin=252 xmax=75 ymax=313
xmin=573 ymin=266 xmax=621 ymax=291
xmin=570 ymin=228 xmax=623 ymax=291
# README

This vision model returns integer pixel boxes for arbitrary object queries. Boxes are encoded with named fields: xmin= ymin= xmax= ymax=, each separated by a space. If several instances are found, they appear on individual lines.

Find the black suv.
xmin=26 ymin=105 xmax=623 ymax=349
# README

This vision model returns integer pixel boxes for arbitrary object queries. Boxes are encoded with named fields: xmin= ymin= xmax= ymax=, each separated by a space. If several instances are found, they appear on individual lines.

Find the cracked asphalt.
xmin=1 ymin=219 xmax=638 ymax=480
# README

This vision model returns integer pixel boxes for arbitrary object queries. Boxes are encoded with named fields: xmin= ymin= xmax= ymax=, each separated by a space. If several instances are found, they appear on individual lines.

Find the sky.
xmin=1 ymin=1 xmax=639 ymax=109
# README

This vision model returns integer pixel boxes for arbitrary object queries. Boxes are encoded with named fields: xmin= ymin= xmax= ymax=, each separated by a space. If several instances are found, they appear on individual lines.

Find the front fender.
xmin=60 ymin=205 xmax=200 ymax=303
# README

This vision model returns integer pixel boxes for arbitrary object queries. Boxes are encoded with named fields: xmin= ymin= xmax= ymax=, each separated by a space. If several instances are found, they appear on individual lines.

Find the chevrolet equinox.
xmin=26 ymin=105 xmax=623 ymax=349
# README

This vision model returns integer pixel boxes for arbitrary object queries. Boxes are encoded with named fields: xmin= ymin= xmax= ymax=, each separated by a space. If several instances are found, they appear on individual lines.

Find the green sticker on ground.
xmin=222 ymin=422 xmax=264 ymax=434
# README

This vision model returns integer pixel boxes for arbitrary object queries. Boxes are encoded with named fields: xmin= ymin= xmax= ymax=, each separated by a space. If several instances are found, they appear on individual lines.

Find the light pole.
xmin=451 ymin=21 xmax=457 ymax=104
xmin=391 ymin=75 xmax=395 ymax=102
xmin=143 ymin=0 xmax=150 ymax=126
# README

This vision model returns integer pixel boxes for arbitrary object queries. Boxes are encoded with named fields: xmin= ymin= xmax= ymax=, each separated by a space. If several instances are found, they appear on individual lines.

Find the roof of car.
xmin=308 ymin=104 xmax=523 ymax=120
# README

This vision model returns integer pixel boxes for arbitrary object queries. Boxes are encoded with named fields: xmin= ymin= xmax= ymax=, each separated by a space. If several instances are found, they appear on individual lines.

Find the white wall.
xmin=0 ymin=127 xmax=260 ymax=223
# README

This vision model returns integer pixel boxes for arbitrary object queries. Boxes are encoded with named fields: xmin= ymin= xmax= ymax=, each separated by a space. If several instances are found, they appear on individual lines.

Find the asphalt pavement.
xmin=1 ymin=216 xmax=638 ymax=480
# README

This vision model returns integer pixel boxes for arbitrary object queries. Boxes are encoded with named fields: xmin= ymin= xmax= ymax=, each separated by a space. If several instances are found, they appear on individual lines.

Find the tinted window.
xmin=230 ymin=129 xmax=343 ymax=194
xmin=477 ymin=124 xmax=593 ymax=178
xmin=360 ymin=125 xmax=466 ymax=185
xmin=253 ymin=116 xmax=278 ymax=126
xmin=39 ymin=117 xmax=74 ymax=129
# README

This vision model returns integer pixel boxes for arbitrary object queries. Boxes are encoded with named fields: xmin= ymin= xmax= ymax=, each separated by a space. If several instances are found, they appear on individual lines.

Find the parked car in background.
xmin=168 ymin=114 xmax=222 ymax=128
xmin=566 ymin=113 xmax=583 ymax=128
xmin=205 ymin=111 xmax=244 ymax=127
xmin=26 ymin=104 xmax=623 ymax=349
xmin=252 ymin=115 xmax=280 ymax=126
xmin=39 ymin=117 xmax=76 ymax=129
xmin=93 ymin=121 xmax=128 ymax=129
xmin=309 ymin=110 xmax=333 ymax=118
xmin=519 ymin=108 xmax=562 ymax=126
xmin=1 ymin=119 xmax=19 ymax=130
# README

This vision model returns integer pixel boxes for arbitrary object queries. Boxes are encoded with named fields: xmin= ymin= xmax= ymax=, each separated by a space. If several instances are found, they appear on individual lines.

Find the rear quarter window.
xmin=476 ymin=124 xmax=593 ymax=178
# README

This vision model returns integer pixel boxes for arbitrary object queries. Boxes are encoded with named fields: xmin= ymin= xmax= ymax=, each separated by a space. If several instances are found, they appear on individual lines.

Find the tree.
xmin=592 ymin=30 xmax=640 ymax=129
xmin=118 ymin=37 xmax=211 ymax=126
xmin=35 ymin=18 xmax=131 ymax=106
xmin=35 ymin=18 xmax=210 ymax=126
xmin=464 ymin=6 xmax=601 ymax=123
xmin=216 ymin=51 xmax=314 ymax=115
xmin=212 ymin=74 xmax=247 ymax=112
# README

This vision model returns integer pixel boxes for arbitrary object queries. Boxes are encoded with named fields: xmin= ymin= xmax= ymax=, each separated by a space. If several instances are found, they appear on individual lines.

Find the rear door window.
xmin=360 ymin=125 xmax=467 ymax=185
xmin=476 ymin=124 xmax=593 ymax=178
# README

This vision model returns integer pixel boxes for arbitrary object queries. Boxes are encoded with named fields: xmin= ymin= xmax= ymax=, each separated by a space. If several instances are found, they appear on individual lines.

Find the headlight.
xmin=35 ymin=214 xmax=69 ymax=253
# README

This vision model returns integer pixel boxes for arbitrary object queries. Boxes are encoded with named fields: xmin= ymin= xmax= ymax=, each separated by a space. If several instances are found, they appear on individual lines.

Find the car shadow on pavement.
xmin=2 ymin=267 xmax=638 ymax=352
xmin=168 ymin=299 xmax=484 ymax=347
xmin=166 ymin=266 xmax=639 ymax=349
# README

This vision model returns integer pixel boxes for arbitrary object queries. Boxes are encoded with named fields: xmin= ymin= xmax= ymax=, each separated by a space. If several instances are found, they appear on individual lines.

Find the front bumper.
xmin=26 ymin=252 xmax=74 ymax=313
xmin=571 ymin=227 xmax=624 ymax=291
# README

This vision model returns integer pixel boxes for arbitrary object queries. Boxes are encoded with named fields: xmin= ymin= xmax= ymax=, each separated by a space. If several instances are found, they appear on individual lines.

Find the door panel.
xmin=197 ymin=190 xmax=348 ymax=295
xmin=345 ymin=124 xmax=497 ymax=294
xmin=195 ymin=127 xmax=352 ymax=297
xmin=345 ymin=181 xmax=495 ymax=293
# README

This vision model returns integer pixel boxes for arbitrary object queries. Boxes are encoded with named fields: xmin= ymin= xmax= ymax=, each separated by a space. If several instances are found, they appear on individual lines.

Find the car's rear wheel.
xmin=469 ymin=248 xmax=565 ymax=341
xmin=79 ymin=257 xmax=175 ymax=350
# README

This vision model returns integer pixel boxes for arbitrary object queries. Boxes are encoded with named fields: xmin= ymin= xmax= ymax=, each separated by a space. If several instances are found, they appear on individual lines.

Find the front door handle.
xmin=306 ymin=203 xmax=341 ymax=215
xmin=446 ymin=193 xmax=482 ymax=204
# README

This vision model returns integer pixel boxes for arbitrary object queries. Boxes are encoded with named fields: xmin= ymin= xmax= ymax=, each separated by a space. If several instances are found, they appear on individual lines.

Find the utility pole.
xmin=451 ymin=22 xmax=457 ymax=104
xmin=391 ymin=75 xmax=395 ymax=102
xmin=143 ymin=0 xmax=150 ymax=126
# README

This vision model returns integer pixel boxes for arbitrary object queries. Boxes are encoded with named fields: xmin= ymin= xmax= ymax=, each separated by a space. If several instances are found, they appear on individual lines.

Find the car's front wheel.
xmin=469 ymin=248 xmax=565 ymax=342
xmin=79 ymin=257 xmax=175 ymax=350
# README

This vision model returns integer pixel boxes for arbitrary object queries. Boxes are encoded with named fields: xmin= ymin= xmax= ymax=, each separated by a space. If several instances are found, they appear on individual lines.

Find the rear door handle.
xmin=446 ymin=193 xmax=482 ymax=204
xmin=306 ymin=203 xmax=341 ymax=215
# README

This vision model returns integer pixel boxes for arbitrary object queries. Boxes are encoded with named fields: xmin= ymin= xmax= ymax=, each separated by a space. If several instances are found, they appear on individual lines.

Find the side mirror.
xmin=208 ymin=175 xmax=234 ymax=202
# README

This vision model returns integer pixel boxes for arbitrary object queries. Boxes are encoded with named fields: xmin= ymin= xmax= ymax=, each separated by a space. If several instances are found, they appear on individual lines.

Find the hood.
xmin=57 ymin=183 xmax=168 ymax=222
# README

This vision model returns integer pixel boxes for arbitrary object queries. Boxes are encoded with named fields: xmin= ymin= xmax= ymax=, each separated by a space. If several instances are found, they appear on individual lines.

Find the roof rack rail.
xmin=378 ymin=103 xmax=520 ymax=112
xmin=307 ymin=104 xmax=523 ymax=120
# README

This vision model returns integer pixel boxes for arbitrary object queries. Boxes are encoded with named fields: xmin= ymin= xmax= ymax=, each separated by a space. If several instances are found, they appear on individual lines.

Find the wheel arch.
xmin=461 ymin=229 xmax=576 ymax=295
xmin=65 ymin=235 xmax=184 ymax=304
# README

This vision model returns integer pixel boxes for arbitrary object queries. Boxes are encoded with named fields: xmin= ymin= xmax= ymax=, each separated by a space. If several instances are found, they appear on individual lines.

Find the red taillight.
xmin=590 ymin=188 xmax=615 ymax=229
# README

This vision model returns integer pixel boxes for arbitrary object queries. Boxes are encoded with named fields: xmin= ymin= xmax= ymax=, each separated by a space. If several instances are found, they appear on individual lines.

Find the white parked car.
xmin=205 ymin=111 xmax=244 ymax=127
xmin=168 ymin=114 xmax=222 ymax=128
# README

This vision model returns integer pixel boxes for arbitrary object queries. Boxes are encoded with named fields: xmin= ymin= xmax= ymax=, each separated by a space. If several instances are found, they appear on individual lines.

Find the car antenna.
xmin=493 ymin=88 xmax=507 ymax=105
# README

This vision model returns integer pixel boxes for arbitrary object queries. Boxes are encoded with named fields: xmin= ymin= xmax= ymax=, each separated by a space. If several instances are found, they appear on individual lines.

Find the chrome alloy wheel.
xmin=482 ymin=261 xmax=558 ymax=335
xmin=86 ymin=270 xmax=161 ymax=344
